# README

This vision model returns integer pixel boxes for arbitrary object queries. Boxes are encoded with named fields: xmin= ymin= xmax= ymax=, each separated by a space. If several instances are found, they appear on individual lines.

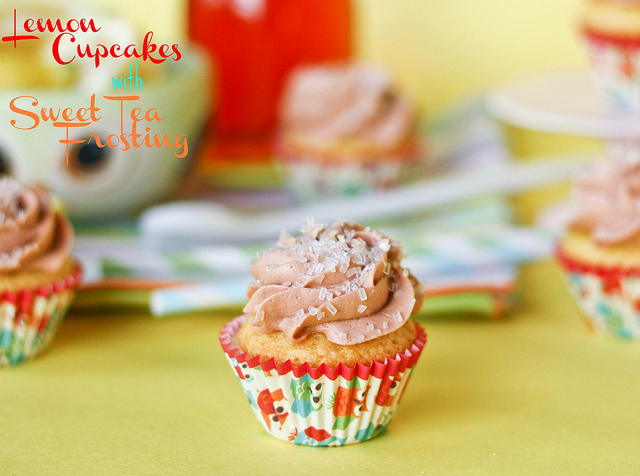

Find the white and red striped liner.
xmin=0 ymin=262 xmax=82 ymax=366
xmin=219 ymin=315 xmax=426 ymax=445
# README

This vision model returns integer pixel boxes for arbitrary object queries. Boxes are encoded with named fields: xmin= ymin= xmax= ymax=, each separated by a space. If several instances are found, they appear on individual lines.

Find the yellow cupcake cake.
xmin=220 ymin=219 xmax=426 ymax=445
xmin=582 ymin=0 xmax=640 ymax=111
xmin=275 ymin=63 xmax=419 ymax=200
xmin=0 ymin=178 xmax=82 ymax=365
xmin=557 ymin=156 xmax=640 ymax=338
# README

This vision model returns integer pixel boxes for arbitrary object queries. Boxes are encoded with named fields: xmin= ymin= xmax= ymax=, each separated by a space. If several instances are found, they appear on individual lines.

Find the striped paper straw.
xmin=150 ymin=277 xmax=249 ymax=317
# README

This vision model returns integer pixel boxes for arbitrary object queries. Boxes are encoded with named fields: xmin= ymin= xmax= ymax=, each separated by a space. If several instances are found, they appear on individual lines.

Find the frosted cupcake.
xmin=557 ymin=156 xmax=640 ymax=338
xmin=220 ymin=219 xmax=426 ymax=445
xmin=0 ymin=179 xmax=82 ymax=365
xmin=582 ymin=0 xmax=640 ymax=111
xmin=275 ymin=63 xmax=419 ymax=201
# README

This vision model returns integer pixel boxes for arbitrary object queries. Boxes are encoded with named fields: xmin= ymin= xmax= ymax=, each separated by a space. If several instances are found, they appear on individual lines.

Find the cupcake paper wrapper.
xmin=0 ymin=263 xmax=82 ymax=366
xmin=583 ymin=29 xmax=640 ymax=112
xmin=220 ymin=315 xmax=426 ymax=446
xmin=556 ymin=246 xmax=640 ymax=339
xmin=274 ymin=140 xmax=421 ymax=202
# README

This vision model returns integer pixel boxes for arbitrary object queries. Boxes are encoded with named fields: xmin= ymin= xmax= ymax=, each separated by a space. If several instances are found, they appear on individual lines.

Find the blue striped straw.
xmin=150 ymin=277 xmax=249 ymax=317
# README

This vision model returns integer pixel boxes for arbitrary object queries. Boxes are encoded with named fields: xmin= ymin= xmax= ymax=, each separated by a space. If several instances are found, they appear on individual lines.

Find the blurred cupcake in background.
xmin=556 ymin=155 xmax=640 ymax=338
xmin=582 ymin=0 xmax=640 ymax=112
xmin=0 ymin=179 xmax=82 ymax=365
xmin=275 ymin=63 xmax=420 ymax=201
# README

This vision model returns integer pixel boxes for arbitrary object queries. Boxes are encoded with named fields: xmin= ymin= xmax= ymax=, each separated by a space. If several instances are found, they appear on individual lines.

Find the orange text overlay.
xmin=9 ymin=94 xmax=188 ymax=163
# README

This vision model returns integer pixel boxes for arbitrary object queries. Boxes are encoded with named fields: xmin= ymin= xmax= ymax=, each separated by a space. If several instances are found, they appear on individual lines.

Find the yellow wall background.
xmin=92 ymin=0 xmax=586 ymax=114
xmin=355 ymin=0 xmax=585 ymax=113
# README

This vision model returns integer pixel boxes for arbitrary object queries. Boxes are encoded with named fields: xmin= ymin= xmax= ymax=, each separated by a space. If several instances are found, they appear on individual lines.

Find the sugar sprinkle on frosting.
xmin=243 ymin=220 xmax=424 ymax=345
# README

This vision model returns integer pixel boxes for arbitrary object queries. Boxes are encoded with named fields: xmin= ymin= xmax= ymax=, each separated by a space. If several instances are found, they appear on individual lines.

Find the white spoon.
xmin=139 ymin=155 xmax=593 ymax=246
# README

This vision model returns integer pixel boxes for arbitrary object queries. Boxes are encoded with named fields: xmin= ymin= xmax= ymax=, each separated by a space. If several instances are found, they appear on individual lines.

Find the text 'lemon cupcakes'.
xmin=275 ymin=63 xmax=420 ymax=201
xmin=557 ymin=157 xmax=640 ymax=338
xmin=0 ymin=179 xmax=82 ymax=366
xmin=220 ymin=219 xmax=426 ymax=445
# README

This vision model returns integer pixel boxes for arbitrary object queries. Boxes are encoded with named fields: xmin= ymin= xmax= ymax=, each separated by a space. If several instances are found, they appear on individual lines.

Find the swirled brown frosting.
xmin=0 ymin=178 xmax=73 ymax=273
xmin=569 ymin=157 xmax=640 ymax=245
xmin=243 ymin=219 xmax=424 ymax=345
xmin=280 ymin=63 xmax=415 ymax=151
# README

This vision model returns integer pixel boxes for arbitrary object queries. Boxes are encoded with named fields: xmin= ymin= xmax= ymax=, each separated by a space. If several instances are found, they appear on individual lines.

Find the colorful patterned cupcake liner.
xmin=556 ymin=246 xmax=640 ymax=339
xmin=274 ymin=139 xmax=421 ymax=202
xmin=583 ymin=28 xmax=640 ymax=112
xmin=0 ymin=263 xmax=83 ymax=366
xmin=220 ymin=315 xmax=426 ymax=446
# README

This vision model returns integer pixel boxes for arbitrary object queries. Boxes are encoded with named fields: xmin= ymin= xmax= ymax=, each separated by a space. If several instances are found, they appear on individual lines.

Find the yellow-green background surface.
xmin=4 ymin=1 xmax=637 ymax=473
xmin=3 ymin=260 xmax=640 ymax=474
